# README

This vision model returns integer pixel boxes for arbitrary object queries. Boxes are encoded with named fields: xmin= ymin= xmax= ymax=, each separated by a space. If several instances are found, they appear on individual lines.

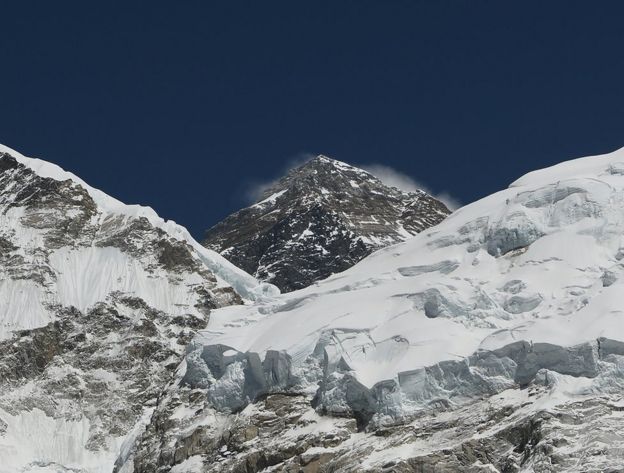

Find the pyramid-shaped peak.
xmin=205 ymin=152 xmax=451 ymax=292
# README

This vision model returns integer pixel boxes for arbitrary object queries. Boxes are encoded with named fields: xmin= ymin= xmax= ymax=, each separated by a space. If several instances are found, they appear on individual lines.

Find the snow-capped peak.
xmin=0 ymin=143 xmax=278 ymax=473
xmin=0 ymin=143 xmax=277 ymax=301
xmin=204 ymin=154 xmax=450 ymax=291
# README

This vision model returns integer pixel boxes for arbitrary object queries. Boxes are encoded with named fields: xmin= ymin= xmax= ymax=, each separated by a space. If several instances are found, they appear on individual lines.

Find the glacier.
xmin=127 ymin=146 xmax=624 ymax=472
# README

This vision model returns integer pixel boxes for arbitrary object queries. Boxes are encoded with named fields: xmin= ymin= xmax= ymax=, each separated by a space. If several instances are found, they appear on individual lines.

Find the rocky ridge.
xmin=203 ymin=155 xmax=450 ymax=292
xmin=0 ymin=146 xmax=274 ymax=473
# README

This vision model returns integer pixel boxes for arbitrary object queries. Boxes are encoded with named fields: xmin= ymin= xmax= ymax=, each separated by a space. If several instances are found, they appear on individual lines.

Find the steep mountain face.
xmin=130 ymin=147 xmax=624 ymax=472
xmin=0 ymin=145 xmax=276 ymax=473
xmin=203 ymin=155 xmax=450 ymax=292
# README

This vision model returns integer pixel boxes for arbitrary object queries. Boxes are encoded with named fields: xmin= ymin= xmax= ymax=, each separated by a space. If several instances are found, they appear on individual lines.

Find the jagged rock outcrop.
xmin=203 ymin=155 xmax=450 ymax=292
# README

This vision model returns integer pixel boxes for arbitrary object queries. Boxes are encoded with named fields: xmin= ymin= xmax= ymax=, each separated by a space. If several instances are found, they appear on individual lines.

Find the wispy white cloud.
xmin=243 ymin=154 xmax=461 ymax=211
xmin=244 ymin=152 xmax=316 ymax=203
xmin=361 ymin=164 xmax=461 ymax=210
xmin=244 ymin=177 xmax=274 ymax=204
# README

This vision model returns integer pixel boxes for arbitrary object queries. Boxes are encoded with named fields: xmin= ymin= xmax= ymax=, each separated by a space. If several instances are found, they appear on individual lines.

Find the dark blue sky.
xmin=1 ymin=1 xmax=624 ymax=238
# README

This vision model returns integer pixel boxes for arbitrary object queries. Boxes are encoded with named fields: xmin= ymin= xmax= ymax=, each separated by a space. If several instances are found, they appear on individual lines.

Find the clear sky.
xmin=1 ymin=1 xmax=624 ymax=238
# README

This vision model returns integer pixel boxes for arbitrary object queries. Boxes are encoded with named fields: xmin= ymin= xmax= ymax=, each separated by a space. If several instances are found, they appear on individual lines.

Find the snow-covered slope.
xmin=196 ymin=148 xmax=624 ymax=390
xmin=0 ymin=143 xmax=276 ymax=320
xmin=204 ymin=155 xmax=449 ymax=292
xmin=0 ymin=144 xmax=276 ymax=473
xmin=130 ymin=147 xmax=624 ymax=472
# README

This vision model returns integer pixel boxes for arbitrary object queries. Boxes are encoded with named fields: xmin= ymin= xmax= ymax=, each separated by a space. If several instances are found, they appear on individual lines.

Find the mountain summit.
xmin=203 ymin=155 xmax=450 ymax=292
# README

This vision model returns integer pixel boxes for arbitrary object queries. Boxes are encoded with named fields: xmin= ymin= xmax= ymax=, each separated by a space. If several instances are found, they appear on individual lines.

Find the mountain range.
xmin=2 ymin=143 xmax=624 ymax=472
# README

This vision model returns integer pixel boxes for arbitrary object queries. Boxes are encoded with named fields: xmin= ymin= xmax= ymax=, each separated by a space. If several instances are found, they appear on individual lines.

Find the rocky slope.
xmin=128 ymin=147 xmax=624 ymax=472
xmin=203 ymin=155 xmax=450 ymax=292
xmin=0 ymin=145 xmax=276 ymax=473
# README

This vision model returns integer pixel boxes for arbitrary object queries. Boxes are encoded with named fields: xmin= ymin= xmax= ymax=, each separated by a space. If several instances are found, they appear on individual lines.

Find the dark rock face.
xmin=204 ymin=156 xmax=450 ymax=292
